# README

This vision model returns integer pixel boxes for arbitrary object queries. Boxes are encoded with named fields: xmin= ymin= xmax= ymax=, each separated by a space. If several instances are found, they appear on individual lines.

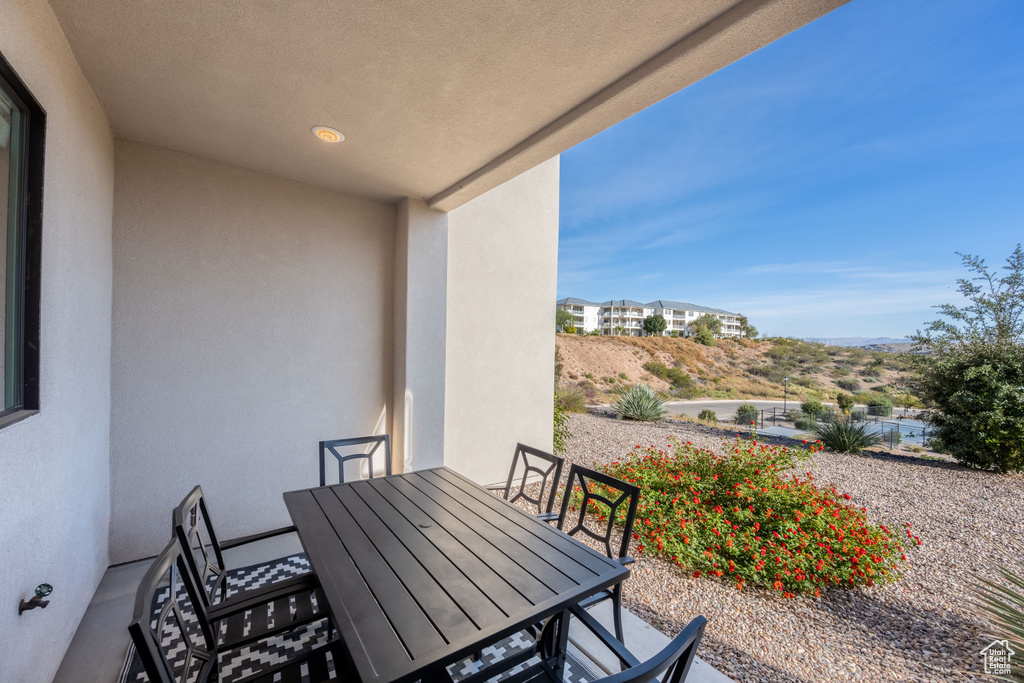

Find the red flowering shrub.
xmin=592 ymin=437 xmax=916 ymax=597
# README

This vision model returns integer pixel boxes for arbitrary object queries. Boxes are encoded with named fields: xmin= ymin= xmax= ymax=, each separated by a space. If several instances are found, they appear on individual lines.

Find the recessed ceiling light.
xmin=312 ymin=126 xmax=344 ymax=143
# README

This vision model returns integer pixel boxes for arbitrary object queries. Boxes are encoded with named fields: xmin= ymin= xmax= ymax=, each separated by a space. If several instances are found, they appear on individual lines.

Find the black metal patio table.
xmin=283 ymin=466 xmax=630 ymax=683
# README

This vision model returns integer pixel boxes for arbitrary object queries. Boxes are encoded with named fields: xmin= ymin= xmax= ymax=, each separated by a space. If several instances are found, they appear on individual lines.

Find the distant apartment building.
xmin=556 ymin=298 xmax=743 ymax=337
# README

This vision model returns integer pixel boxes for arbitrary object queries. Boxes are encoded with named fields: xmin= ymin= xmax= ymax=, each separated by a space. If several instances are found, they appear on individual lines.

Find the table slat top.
xmin=283 ymin=467 xmax=629 ymax=683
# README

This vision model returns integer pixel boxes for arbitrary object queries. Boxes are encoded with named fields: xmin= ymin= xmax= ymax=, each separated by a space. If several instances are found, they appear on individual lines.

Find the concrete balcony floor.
xmin=53 ymin=534 xmax=730 ymax=683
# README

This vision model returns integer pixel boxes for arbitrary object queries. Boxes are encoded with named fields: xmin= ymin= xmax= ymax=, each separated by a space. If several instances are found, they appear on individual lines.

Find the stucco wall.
xmin=392 ymin=199 xmax=448 ymax=474
xmin=110 ymin=140 xmax=394 ymax=563
xmin=0 ymin=1 xmax=114 ymax=681
xmin=444 ymin=157 xmax=560 ymax=485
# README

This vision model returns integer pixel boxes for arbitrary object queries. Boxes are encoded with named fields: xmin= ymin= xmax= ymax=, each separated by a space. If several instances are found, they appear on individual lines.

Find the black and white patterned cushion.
xmin=120 ymin=554 xmax=599 ymax=683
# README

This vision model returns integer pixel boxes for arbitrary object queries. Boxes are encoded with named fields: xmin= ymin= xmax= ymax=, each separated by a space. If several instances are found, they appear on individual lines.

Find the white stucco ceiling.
xmin=47 ymin=0 xmax=847 ymax=210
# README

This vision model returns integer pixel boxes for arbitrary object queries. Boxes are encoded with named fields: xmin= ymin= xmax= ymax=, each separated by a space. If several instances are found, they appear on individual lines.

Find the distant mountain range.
xmin=803 ymin=337 xmax=912 ymax=347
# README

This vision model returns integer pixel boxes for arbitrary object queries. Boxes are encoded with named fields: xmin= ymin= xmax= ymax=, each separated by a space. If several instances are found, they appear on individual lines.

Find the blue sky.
xmin=557 ymin=0 xmax=1024 ymax=339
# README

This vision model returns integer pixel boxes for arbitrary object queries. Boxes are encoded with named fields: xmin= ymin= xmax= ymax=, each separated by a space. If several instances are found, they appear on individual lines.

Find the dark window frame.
xmin=0 ymin=50 xmax=44 ymax=430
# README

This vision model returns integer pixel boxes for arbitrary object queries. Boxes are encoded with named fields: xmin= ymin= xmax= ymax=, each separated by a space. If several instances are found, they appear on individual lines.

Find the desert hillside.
xmin=555 ymin=334 xmax=911 ymax=404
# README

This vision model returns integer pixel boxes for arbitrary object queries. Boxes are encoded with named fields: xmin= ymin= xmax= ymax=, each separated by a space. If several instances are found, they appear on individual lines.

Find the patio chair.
xmin=128 ymin=536 xmax=348 ymax=683
xmin=461 ymin=608 xmax=707 ymax=683
xmin=172 ymin=485 xmax=316 ymax=629
xmin=555 ymin=464 xmax=640 ymax=644
xmin=487 ymin=443 xmax=564 ymax=522
xmin=319 ymin=434 xmax=391 ymax=486
xmin=544 ymin=610 xmax=707 ymax=683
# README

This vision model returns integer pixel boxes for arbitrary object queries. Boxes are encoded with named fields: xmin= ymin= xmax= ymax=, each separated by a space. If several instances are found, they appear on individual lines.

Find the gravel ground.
xmin=561 ymin=411 xmax=1024 ymax=682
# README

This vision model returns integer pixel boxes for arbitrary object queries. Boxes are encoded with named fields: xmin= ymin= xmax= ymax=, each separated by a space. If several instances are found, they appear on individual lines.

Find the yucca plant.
xmin=811 ymin=416 xmax=882 ymax=453
xmin=614 ymin=384 xmax=666 ymax=422
xmin=974 ymin=542 xmax=1024 ymax=682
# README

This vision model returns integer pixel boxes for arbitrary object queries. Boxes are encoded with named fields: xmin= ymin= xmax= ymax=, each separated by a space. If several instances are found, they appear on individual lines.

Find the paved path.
xmin=664 ymin=399 xmax=803 ymax=419
xmin=663 ymin=399 xmax=920 ymax=420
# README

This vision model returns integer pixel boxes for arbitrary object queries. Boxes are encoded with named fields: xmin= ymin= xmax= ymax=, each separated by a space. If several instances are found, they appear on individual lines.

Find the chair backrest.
xmin=172 ymin=485 xmax=227 ymax=609
xmin=319 ymin=434 xmax=391 ymax=486
xmin=499 ymin=443 xmax=564 ymax=515
xmin=556 ymin=464 xmax=640 ymax=559
xmin=128 ymin=536 xmax=218 ymax=683
xmin=601 ymin=616 xmax=708 ymax=683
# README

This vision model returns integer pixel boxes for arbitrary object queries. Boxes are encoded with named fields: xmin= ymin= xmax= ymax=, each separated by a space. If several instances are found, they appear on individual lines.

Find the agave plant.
xmin=974 ymin=542 xmax=1024 ymax=682
xmin=614 ymin=384 xmax=667 ymax=422
xmin=811 ymin=416 xmax=882 ymax=453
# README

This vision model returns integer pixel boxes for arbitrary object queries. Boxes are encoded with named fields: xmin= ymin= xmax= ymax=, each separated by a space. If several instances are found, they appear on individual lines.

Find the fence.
xmin=729 ymin=407 xmax=929 ymax=451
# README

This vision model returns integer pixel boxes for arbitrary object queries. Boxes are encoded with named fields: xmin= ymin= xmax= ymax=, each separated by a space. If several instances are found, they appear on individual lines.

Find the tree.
xmin=908 ymin=244 xmax=1024 ymax=472
xmin=691 ymin=314 xmax=723 ymax=338
xmin=836 ymin=392 xmax=855 ymax=414
xmin=642 ymin=314 xmax=667 ymax=336
xmin=738 ymin=316 xmax=758 ymax=339
xmin=801 ymin=399 xmax=823 ymax=416
xmin=614 ymin=325 xmax=625 ymax=336
xmin=914 ymin=243 xmax=1024 ymax=351
xmin=555 ymin=308 xmax=574 ymax=332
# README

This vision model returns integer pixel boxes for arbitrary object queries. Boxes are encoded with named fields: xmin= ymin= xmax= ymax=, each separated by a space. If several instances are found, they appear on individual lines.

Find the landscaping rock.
xmin=562 ymin=412 xmax=1024 ymax=682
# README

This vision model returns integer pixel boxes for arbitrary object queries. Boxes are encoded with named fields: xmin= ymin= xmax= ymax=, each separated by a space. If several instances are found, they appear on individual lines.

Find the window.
xmin=0 ymin=52 xmax=44 ymax=429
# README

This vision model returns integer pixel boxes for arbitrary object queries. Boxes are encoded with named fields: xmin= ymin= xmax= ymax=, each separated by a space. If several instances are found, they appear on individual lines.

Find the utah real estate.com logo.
xmin=981 ymin=640 xmax=1015 ymax=676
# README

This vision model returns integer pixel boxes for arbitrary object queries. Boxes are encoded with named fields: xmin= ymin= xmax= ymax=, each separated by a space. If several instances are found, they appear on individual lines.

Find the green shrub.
xmin=694 ymin=327 xmax=717 ymax=346
xmin=785 ymin=410 xmax=802 ymax=422
xmin=666 ymin=367 xmax=692 ymax=387
xmin=619 ymin=372 xmax=628 ymax=379
xmin=553 ymin=397 xmax=571 ymax=454
xmin=859 ymin=366 xmax=882 ymax=378
xmin=592 ymin=437 xmax=911 ymax=595
xmin=697 ymin=409 xmax=718 ymax=424
xmin=836 ymin=379 xmax=860 ymax=393
xmin=801 ymin=399 xmax=823 ymax=416
xmin=866 ymin=395 xmax=893 ymax=417
xmin=644 ymin=361 xmax=670 ymax=379
xmin=691 ymin=314 xmax=723 ymax=337
xmin=735 ymin=402 xmax=757 ymax=425
xmin=915 ymin=342 xmax=1024 ymax=473
xmin=614 ymin=384 xmax=667 ymax=421
xmin=555 ymin=387 xmax=587 ymax=413
xmin=830 ymin=366 xmax=850 ymax=378
xmin=836 ymin=393 xmax=855 ymax=414
xmin=603 ymin=376 xmax=616 ymax=384
xmin=674 ymin=387 xmax=703 ymax=400
xmin=812 ymin=417 xmax=883 ymax=453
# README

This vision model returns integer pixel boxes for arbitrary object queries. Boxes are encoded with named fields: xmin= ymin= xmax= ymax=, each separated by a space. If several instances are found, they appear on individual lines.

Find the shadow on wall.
xmin=404 ymin=389 xmax=413 ymax=473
